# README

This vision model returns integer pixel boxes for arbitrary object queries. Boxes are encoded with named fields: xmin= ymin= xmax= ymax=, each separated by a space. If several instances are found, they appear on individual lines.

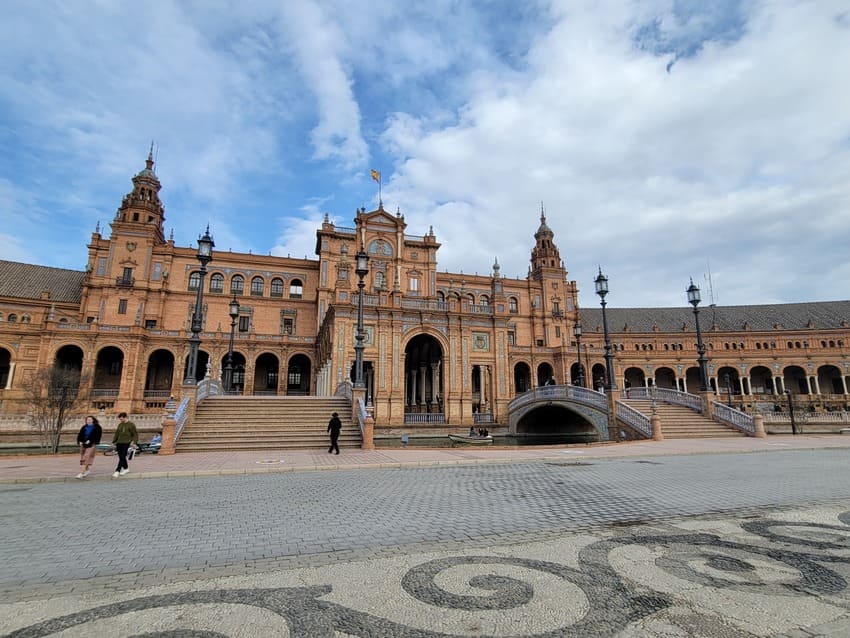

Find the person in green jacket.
xmin=112 ymin=412 xmax=138 ymax=477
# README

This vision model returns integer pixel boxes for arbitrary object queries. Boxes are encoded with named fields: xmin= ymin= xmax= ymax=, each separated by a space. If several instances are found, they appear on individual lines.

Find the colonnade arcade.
xmin=620 ymin=364 xmax=850 ymax=399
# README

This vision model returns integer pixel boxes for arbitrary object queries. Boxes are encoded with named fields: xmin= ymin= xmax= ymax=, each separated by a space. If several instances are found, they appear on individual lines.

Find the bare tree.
xmin=23 ymin=366 xmax=89 ymax=454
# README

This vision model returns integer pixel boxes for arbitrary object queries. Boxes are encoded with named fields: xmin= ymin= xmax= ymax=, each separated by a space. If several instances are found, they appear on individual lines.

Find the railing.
xmin=173 ymin=397 xmax=190 ymax=445
xmin=196 ymin=376 xmax=223 ymax=404
xmin=404 ymin=413 xmax=446 ymax=424
xmin=115 ymin=277 xmax=135 ymax=287
xmin=90 ymin=388 xmax=120 ymax=398
xmin=335 ymin=226 xmax=356 ymax=234
xmin=473 ymin=412 xmax=493 ymax=424
xmin=335 ymin=380 xmax=353 ymax=400
xmin=56 ymin=323 xmax=91 ymax=330
xmin=624 ymin=387 xmax=703 ymax=412
xmin=508 ymin=384 xmax=607 ymax=412
xmin=761 ymin=411 xmax=850 ymax=423
xmin=402 ymin=299 xmax=449 ymax=311
xmin=616 ymin=401 xmax=652 ymax=438
xmin=469 ymin=305 xmax=493 ymax=315
xmin=143 ymin=390 xmax=171 ymax=398
xmin=357 ymin=397 xmax=367 ymax=434
xmin=711 ymin=401 xmax=755 ymax=435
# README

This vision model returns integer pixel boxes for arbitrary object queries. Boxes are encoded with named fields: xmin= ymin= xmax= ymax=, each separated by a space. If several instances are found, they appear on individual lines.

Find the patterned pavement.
xmin=1 ymin=437 xmax=850 ymax=636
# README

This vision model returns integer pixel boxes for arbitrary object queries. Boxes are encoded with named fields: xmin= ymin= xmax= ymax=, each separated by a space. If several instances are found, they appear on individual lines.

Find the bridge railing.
xmin=624 ymin=387 xmax=703 ymax=412
xmin=615 ymin=401 xmax=652 ymax=438
xmin=509 ymin=384 xmax=607 ymax=412
xmin=711 ymin=401 xmax=755 ymax=435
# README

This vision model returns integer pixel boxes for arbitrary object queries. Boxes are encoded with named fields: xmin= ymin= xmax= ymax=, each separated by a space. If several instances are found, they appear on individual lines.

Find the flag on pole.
xmin=370 ymin=169 xmax=380 ymax=183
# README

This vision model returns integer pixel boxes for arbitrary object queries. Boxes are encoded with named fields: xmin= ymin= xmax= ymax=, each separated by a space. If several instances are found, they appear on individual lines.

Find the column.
xmin=805 ymin=376 xmax=813 ymax=394
xmin=770 ymin=376 xmax=778 ymax=394
xmin=430 ymin=362 xmax=439 ymax=406
xmin=409 ymin=369 xmax=416 ymax=406
xmin=841 ymin=375 xmax=848 ymax=395
xmin=4 ymin=362 xmax=14 ymax=390
xmin=418 ymin=365 xmax=427 ymax=405
xmin=811 ymin=376 xmax=820 ymax=395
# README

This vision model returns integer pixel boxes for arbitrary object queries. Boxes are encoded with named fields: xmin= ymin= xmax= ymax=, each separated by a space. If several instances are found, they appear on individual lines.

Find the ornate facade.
xmin=1 ymin=154 xmax=849 ymax=429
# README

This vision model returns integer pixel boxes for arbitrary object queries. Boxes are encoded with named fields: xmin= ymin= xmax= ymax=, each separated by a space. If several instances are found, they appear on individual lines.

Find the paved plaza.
xmin=1 ymin=437 xmax=850 ymax=636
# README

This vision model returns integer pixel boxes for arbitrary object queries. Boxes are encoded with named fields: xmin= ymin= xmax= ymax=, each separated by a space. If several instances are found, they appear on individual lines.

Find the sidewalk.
xmin=3 ymin=434 xmax=850 ymax=483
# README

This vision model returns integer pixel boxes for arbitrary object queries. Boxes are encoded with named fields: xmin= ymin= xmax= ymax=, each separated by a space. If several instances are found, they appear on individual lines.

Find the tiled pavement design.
xmin=2 ymin=437 xmax=850 ymax=636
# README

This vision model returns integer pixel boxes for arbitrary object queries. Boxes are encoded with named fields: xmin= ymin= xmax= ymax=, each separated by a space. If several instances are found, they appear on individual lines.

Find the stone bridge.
xmin=508 ymin=385 xmax=612 ymax=442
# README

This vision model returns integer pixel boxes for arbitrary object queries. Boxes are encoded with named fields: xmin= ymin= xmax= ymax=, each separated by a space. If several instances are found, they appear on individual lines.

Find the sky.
xmin=1 ymin=0 xmax=849 ymax=309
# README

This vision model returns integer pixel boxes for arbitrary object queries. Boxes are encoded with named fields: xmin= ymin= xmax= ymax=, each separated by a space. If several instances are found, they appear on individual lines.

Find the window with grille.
xmin=238 ymin=316 xmax=250 ymax=332
xmin=271 ymin=278 xmax=284 ymax=297
xmin=231 ymin=275 xmax=244 ymax=295
xmin=188 ymin=272 xmax=200 ymax=291
xmin=118 ymin=299 xmax=128 ymax=314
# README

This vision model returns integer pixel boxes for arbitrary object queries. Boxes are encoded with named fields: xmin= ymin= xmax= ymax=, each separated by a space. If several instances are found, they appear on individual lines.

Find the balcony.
xmin=115 ymin=277 xmax=135 ymax=287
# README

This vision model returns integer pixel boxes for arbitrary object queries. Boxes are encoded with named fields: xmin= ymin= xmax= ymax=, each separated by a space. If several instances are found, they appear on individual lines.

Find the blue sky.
xmin=1 ymin=0 xmax=849 ymax=308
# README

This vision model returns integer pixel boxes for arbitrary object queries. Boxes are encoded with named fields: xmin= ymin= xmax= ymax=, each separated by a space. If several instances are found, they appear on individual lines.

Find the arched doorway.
xmin=590 ymin=364 xmax=606 ymax=391
xmin=717 ymin=366 xmax=741 ymax=401
xmin=182 ymin=350 xmax=210 ymax=384
xmin=654 ymin=367 xmax=676 ymax=389
xmin=93 ymin=346 xmax=124 ymax=401
xmin=536 ymin=362 xmax=555 ymax=387
xmin=254 ymin=353 xmax=280 ymax=395
xmin=623 ymin=367 xmax=645 ymax=389
xmin=145 ymin=349 xmax=174 ymax=397
xmin=55 ymin=344 xmax=84 ymax=372
xmin=750 ymin=366 xmax=775 ymax=395
xmin=817 ymin=364 xmax=845 ymax=395
xmin=569 ymin=361 xmax=586 ymax=387
xmin=287 ymin=354 xmax=311 ymax=395
xmin=404 ymin=334 xmax=443 ymax=414
xmin=783 ymin=365 xmax=809 ymax=395
xmin=0 ymin=347 xmax=12 ymax=389
xmin=514 ymin=362 xmax=531 ymax=394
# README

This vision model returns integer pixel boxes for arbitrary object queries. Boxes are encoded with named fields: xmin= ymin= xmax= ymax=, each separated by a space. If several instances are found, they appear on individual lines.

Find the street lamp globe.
xmin=229 ymin=296 xmax=240 ymax=321
xmin=594 ymin=269 xmax=609 ymax=298
xmin=197 ymin=226 xmax=214 ymax=264
xmin=687 ymin=280 xmax=701 ymax=307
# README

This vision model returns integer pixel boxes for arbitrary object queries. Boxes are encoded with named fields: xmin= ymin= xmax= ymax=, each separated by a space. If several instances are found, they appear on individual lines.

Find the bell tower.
xmin=111 ymin=145 xmax=166 ymax=244
xmin=530 ymin=204 xmax=562 ymax=279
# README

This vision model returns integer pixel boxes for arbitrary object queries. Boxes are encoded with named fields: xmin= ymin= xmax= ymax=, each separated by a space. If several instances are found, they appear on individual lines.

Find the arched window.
xmin=8 ymin=314 xmax=17 ymax=323
xmin=467 ymin=294 xmax=475 ymax=305
xmin=479 ymin=295 xmax=490 ymax=307
xmin=436 ymin=291 xmax=445 ymax=302
xmin=188 ymin=272 xmax=201 ymax=291
xmin=508 ymin=297 xmax=518 ymax=313
xmin=22 ymin=314 xmax=30 ymax=323
xmin=270 ymin=278 xmax=284 ymax=297
xmin=251 ymin=276 xmax=264 ymax=296
xmin=289 ymin=279 xmax=303 ymax=299
xmin=209 ymin=273 xmax=224 ymax=293
xmin=231 ymin=275 xmax=244 ymax=295
xmin=367 ymin=239 xmax=393 ymax=256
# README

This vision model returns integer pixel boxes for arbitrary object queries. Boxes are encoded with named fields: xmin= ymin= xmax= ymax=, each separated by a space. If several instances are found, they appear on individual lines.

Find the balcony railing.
xmin=115 ymin=277 xmax=135 ymax=287
xmin=91 ymin=388 xmax=120 ymax=398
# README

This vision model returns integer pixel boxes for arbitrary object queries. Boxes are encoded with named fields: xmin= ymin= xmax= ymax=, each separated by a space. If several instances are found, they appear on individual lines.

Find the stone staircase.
xmin=178 ymin=396 xmax=361 ymax=452
xmin=619 ymin=399 xmax=745 ymax=438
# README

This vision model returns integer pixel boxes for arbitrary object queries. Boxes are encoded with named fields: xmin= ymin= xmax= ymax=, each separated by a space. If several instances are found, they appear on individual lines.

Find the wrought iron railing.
xmin=616 ymin=401 xmax=652 ymax=438
xmin=473 ymin=413 xmax=493 ymax=424
xmin=144 ymin=390 xmax=171 ymax=398
xmin=90 ymin=388 xmax=120 ymax=398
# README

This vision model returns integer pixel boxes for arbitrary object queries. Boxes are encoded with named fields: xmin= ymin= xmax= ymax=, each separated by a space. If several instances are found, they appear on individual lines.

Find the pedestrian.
xmin=327 ymin=411 xmax=342 ymax=455
xmin=75 ymin=415 xmax=102 ymax=479
xmin=112 ymin=412 xmax=138 ymax=477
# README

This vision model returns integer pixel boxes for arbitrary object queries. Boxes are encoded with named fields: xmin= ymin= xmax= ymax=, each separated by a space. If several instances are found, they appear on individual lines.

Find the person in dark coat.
xmin=76 ymin=415 xmax=102 ymax=479
xmin=327 ymin=412 xmax=342 ymax=454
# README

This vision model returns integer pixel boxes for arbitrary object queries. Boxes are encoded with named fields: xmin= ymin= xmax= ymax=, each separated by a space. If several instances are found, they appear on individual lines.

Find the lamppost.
xmin=785 ymin=389 xmax=798 ymax=435
xmin=183 ymin=227 xmax=214 ymax=385
xmin=354 ymin=245 xmax=370 ymax=388
xmin=584 ymin=344 xmax=592 ymax=389
xmin=594 ymin=268 xmax=616 ymax=391
xmin=223 ymin=294 xmax=240 ymax=392
xmin=723 ymin=372 xmax=733 ymax=406
xmin=573 ymin=321 xmax=585 ymax=387
xmin=686 ymin=279 xmax=710 ymax=392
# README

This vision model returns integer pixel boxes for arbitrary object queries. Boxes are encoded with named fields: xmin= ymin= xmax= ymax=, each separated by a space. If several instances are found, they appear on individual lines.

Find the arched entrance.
xmin=183 ymin=350 xmax=210 ymax=384
xmin=514 ymin=362 xmax=531 ymax=394
xmin=0 ymin=347 xmax=11 ymax=389
xmin=590 ymin=363 xmax=606 ymax=391
xmin=654 ymin=367 xmax=676 ymax=389
xmin=569 ymin=361 xmax=586 ymax=387
xmin=93 ymin=346 xmax=124 ymax=403
xmin=623 ymin=367 xmax=645 ymax=389
xmin=404 ymin=334 xmax=443 ymax=414
xmin=55 ymin=344 xmax=84 ymax=372
xmin=750 ymin=366 xmax=775 ymax=395
xmin=536 ymin=362 xmax=554 ymax=386
xmin=254 ymin=353 xmax=280 ymax=395
xmin=783 ymin=365 xmax=809 ymax=395
xmin=717 ymin=366 xmax=741 ymax=401
xmin=145 ymin=349 xmax=174 ymax=397
xmin=817 ymin=364 xmax=845 ymax=395
xmin=287 ymin=354 xmax=311 ymax=395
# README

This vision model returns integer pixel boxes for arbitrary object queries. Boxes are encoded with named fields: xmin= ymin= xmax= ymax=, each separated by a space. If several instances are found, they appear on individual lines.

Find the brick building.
xmin=1 ymin=153 xmax=849 ymax=430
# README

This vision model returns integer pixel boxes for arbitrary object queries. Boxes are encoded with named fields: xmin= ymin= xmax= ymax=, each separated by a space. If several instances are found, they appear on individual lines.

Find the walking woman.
xmin=75 ymin=415 xmax=102 ymax=479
